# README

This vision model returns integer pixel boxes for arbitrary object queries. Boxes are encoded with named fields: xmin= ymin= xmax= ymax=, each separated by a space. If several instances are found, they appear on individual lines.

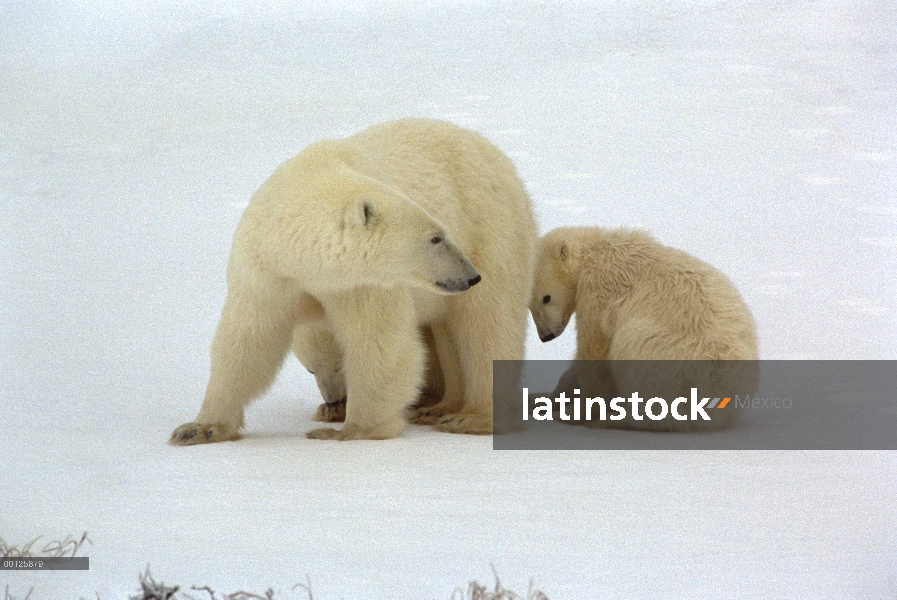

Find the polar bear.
xmin=291 ymin=322 xmax=450 ymax=423
xmin=170 ymin=118 xmax=536 ymax=443
xmin=529 ymin=226 xmax=758 ymax=431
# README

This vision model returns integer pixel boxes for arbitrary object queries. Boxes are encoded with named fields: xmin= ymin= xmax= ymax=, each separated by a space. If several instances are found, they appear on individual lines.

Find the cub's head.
xmin=291 ymin=322 xmax=346 ymax=407
xmin=530 ymin=229 xmax=579 ymax=342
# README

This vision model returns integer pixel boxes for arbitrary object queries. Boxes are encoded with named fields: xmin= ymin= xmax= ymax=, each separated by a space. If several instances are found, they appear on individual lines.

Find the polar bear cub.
xmin=170 ymin=118 xmax=536 ymax=443
xmin=530 ymin=226 xmax=758 ymax=431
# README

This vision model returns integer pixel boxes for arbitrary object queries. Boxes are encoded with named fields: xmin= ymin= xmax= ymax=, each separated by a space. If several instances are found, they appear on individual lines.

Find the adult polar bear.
xmin=171 ymin=118 xmax=537 ymax=443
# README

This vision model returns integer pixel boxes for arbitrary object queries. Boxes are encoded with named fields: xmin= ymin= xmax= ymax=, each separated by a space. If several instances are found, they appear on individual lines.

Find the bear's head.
xmin=530 ymin=229 xmax=579 ymax=343
xmin=292 ymin=321 xmax=346 ymax=407
xmin=268 ymin=157 xmax=482 ymax=296
xmin=340 ymin=191 xmax=482 ymax=295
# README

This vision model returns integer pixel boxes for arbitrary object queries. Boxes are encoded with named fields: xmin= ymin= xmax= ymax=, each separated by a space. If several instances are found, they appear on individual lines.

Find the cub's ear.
xmin=348 ymin=198 xmax=378 ymax=227
xmin=553 ymin=241 xmax=569 ymax=262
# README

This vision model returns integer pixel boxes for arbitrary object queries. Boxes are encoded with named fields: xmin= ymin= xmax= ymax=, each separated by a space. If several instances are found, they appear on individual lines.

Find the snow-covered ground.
xmin=1 ymin=1 xmax=895 ymax=598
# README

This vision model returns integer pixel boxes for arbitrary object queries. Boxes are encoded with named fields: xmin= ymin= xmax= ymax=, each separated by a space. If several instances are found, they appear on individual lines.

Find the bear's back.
xmin=580 ymin=228 xmax=757 ymax=361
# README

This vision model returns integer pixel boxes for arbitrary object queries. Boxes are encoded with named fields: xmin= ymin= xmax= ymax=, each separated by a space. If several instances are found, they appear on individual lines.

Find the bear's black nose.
xmin=468 ymin=274 xmax=482 ymax=287
xmin=540 ymin=332 xmax=556 ymax=342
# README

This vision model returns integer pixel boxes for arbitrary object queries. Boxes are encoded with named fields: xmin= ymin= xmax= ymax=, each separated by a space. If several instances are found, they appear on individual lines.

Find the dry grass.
xmin=4 ymin=586 xmax=33 ymax=600
xmin=0 ymin=531 xmax=91 ymax=558
xmin=451 ymin=566 xmax=550 ymax=600
xmin=130 ymin=567 xmax=290 ymax=600
xmin=131 ymin=565 xmax=549 ymax=600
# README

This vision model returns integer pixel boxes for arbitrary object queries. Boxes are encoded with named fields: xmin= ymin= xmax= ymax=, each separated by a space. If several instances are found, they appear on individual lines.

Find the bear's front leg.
xmin=437 ymin=282 xmax=530 ymax=435
xmin=171 ymin=274 xmax=300 ymax=445
xmin=307 ymin=287 xmax=425 ymax=441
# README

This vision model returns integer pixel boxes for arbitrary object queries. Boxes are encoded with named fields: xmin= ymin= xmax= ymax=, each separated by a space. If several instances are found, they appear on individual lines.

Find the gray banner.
xmin=492 ymin=360 xmax=897 ymax=450
xmin=0 ymin=557 xmax=89 ymax=570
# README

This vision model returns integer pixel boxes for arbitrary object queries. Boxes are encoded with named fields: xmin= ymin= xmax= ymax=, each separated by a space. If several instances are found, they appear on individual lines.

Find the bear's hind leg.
xmin=408 ymin=322 xmax=464 ymax=425
xmin=307 ymin=287 xmax=425 ymax=441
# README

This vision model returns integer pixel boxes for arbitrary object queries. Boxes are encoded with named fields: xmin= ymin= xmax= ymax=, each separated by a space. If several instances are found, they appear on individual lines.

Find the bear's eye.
xmin=334 ymin=364 xmax=342 ymax=373
xmin=542 ymin=295 xmax=551 ymax=304
xmin=431 ymin=236 xmax=443 ymax=244
xmin=307 ymin=370 xmax=316 ymax=375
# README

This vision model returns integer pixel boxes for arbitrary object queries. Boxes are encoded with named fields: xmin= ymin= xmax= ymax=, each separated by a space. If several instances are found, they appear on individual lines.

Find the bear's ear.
xmin=348 ymin=198 xmax=378 ymax=227
xmin=553 ymin=241 xmax=569 ymax=262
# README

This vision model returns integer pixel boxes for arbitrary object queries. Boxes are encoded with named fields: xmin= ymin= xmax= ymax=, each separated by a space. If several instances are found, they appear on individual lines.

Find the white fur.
xmin=171 ymin=118 xmax=536 ymax=443
xmin=530 ymin=226 xmax=758 ymax=431
xmin=291 ymin=322 xmax=450 ymax=423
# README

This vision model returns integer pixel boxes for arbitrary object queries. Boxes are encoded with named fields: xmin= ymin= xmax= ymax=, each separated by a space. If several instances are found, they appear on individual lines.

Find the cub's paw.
xmin=434 ymin=411 xmax=493 ymax=435
xmin=170 ymin=422 xmax=240 ymax=445
xmin=313 ymin=400 xmax=347 ymax=423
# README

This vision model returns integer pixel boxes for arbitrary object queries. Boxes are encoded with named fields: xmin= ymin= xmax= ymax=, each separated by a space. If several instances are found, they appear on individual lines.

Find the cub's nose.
xmin=468 ymin=274 xmax=482 ymax=287
xmin=540 ymin=332 xmax=556 ymax=342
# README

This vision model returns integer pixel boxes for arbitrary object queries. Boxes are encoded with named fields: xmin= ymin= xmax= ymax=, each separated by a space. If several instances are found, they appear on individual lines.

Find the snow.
xmin=1 ymin=0 xmax=895 ymax=598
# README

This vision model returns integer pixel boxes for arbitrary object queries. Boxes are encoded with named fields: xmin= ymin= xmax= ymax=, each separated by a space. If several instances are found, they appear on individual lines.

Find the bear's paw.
xmin=313 ymin=401 xmax=347 ymax=423
xmin=434 ymin=411 xmax=493 ymax=435
xmin=407 ymin=405 xmax=449 ymax=425
xmin=306 ymin=420 xmax=405 ymax=441
xmin=169 ymin=422 xmax=240 ymax=445
xmin=305 ymin=427 xmax=344 ymax=440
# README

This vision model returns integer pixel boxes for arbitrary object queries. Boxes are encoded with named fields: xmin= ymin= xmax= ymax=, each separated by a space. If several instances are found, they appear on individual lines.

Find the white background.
xmin=1 ymin=1 xmax=895 ymax=598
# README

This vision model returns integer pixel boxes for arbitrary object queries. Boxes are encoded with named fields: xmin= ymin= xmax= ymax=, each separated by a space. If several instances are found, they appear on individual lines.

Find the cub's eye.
xmin=334 ymin=364 xmax=342 ymax=373
xmin=542 ymin=295 xmax=551 ymax=304
xmin=307 ymin=370 xmax=316 ymax=375
xmin=431 ymin=236 xmax=443 ymax=244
